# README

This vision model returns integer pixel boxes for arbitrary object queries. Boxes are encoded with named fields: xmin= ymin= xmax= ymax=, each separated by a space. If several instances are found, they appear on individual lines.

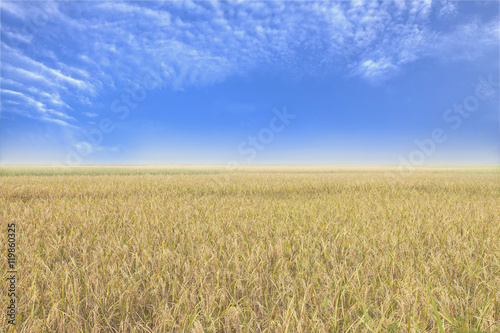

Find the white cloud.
xmin=82 ymin=112 xmax=99 ymax=118
xmin=0 ymin=2 xmax=26 ymax=19
xmin=438 ymin=1 xmax=458 ymax=18
xmin=3 ymin=31 xmax=32 ymax=44
xmin=355 ymin=58 xmax=398 ymax=82
xmin=1 ymin=0 xmax=498 ymax=123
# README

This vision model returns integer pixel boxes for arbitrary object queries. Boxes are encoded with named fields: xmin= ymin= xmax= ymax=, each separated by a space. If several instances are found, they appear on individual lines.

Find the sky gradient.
xmin=0 ymin=0 xmax=499 ymax=165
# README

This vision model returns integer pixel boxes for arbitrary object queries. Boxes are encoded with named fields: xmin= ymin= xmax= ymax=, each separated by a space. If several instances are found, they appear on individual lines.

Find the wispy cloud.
xmin=82 ymin=112 xmax=99 ymax=118
xmin=1 ymin=0 xmax=498 ymax=126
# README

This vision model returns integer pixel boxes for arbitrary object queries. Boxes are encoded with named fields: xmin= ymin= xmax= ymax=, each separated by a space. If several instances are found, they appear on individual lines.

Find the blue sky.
xmin=0 ymin=0 xmax=498 ymax=165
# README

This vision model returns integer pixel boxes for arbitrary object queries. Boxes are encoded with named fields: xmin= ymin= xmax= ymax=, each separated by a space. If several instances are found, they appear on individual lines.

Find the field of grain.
xmin=1 ymin=166 xmax=499 ymax=332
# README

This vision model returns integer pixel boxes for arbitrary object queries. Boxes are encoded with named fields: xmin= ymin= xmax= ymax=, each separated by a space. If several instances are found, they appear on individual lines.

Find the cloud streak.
xmin=0 ymin=0 xmax=498 ymax=126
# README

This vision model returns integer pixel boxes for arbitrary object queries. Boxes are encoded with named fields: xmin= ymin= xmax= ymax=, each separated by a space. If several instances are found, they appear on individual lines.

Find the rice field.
xmin=1 ymin=166 xmax=499 ymax=332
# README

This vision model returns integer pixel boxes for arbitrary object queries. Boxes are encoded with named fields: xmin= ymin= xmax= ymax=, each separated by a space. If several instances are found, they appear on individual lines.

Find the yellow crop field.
xmin=1 ymin=166 xmax=499 ymax=332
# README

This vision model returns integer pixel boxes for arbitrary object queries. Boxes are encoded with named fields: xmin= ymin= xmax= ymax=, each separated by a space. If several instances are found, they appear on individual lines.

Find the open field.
xmin=1 ymin=166 xmax=499 ymax=332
